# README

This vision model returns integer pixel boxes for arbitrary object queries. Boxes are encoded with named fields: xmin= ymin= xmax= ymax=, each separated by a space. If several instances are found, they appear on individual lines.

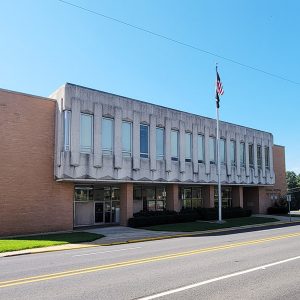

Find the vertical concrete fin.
xmin=150 ymin=114 xmax=156 ymax=171
xmin=204 ymin=126 xmax=210 ymax=174
xmin=93 ymin=103 xmax=102 ymax=168
xmin=226 ymin=131 xmax=231 ymax=175
xmin=236 ymin=133 xmax=241 ymax=176
xmin=192 ymin=123 xmax=198 ymax=173
xmin=132 ymin=111 xmax=140 ymax=170
xmin=179 ymin=120 xmax=185 ymax=173
xmin=70 ymin=98 xmax=80 ymax=166
xmin=114 ymin=107 xmax=122 ymax=169
xmin=165 ymin=117 xmax=171 ymax=172
xmin=269 ymin=138 xmax=274 ymax=179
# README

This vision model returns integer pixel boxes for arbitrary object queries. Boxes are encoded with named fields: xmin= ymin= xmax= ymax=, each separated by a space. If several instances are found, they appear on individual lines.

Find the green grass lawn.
xmin=144 ymin=217 xmax=278 ymax=232
xmin=0 ymin=232 xmax=104 ymax=253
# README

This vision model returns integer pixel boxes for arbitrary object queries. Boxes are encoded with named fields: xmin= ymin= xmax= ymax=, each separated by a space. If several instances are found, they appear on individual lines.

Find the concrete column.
xmin=166 ymin=184 xmax=180 ymax=212
xmin=254 ymin=138 xmax=258 ymax=177
xmin=132 ymin=111 xmax=140 ymax=170
xmin=93 ymin=103 xmax=102 ymax=167
xmin=150 ymin=114 xmax=156 ymax=171
xmin=114 ymin=107 xmax=122 ymax=169
xmin=202 ymin=185 xmax=215 ymax=208
xmin=179 ymin=120 xmax=185 ymax=173
xmin=165 ymin=118 xmax=171 ymax=172
xmin=192 ymin=124 xmax=198 ymax=174
xmin=120 ymin=183 xmax=133 ymax=226
xmin=232 ymin=186 xmax=243 ymax=208
xmin=269 ymin=141 xmax=274 ymax=179
xmin=226 ymin=133 xmax=231 ymax=175
xmin=204 ymin=126 xmax=210 ymax=174
xmin=70 ymin=98 xmax=80 ymax=166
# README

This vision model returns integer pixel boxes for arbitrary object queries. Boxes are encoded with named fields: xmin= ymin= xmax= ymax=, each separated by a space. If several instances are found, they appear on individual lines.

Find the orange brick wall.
xmin=273 ymin=145 xmax=287 ymax=195
xmin=0 ymin=89 xmax=74 ymax=236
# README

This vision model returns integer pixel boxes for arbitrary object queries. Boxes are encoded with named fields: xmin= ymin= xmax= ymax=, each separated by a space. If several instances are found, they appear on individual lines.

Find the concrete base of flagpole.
xmin=215 ymin=220 xmax=226 ymax=224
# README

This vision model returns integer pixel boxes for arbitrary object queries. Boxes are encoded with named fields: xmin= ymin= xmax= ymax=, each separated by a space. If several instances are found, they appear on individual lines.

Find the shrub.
xmin=267 ymin=206 xmax=289 ymax=214
xmin=195 ymin=207 xmax=252 ymax=221
xmin=128 ymin=212 xmax=198 ymax=228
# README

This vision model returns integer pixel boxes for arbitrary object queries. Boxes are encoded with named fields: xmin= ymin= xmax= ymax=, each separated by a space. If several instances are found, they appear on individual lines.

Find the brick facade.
xmin=0 ymin=89 xmax=73 ymax=236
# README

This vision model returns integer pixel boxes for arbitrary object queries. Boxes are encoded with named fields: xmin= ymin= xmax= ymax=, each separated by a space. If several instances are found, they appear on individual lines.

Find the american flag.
xmin=215 ymin=67 xmax=224 ymax=108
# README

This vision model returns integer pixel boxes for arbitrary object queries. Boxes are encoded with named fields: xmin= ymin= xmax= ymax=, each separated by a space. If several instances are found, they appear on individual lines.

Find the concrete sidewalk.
xmin=1 ymin=214 xmax=300 ymax=258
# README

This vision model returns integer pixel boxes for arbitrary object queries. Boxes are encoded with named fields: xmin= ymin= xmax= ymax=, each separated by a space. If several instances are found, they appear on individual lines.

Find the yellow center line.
xmin=1 ymin=231 xmax=300 ymax=288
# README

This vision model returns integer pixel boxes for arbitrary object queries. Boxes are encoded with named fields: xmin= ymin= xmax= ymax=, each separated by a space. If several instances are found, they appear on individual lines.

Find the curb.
xmin=2 ymin=220 xmax=300 ymax=257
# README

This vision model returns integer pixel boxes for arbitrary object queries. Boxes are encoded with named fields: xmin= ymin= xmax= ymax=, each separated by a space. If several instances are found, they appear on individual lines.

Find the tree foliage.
xmin=286 ymin=171 xmax=300 ymax=190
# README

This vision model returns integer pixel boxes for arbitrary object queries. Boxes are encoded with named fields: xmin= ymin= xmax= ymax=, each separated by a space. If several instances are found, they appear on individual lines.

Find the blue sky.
xmin=1 ymin=0 xmax=299 ymax=172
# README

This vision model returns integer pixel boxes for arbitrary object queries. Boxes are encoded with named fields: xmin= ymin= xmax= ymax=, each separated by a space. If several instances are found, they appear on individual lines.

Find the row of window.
xmin=64 ymin=111 xmax=270 ymax=168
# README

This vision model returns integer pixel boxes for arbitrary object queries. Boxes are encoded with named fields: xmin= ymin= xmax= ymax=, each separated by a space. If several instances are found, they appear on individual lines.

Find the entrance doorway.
xmin=94 ymin=202 xmax=104 ymax=224
xmin=74 ymin=186 xmax=121 ymax=227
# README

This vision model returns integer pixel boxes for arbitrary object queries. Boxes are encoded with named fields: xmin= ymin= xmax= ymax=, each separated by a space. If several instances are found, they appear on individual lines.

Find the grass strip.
xmin=0 ymin=232 xmax=103 ymax=253
xmin=144 ymin=217 xmax=278 ymax=232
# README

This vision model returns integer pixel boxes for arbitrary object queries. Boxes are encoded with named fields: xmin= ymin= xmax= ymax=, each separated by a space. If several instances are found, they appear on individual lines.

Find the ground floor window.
xmin=74 ymin=185 xmax=120 ymax=226
xmin=133 ymin=186 xmax=167 ymax=211
xmin=180 ymin=187 xmax=203 ymax=209
xmin=214 ymin=186 xmax=232 ymax=208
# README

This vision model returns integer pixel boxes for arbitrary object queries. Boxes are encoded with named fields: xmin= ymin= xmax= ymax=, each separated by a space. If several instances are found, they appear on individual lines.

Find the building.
xmin=0 ymin=84 xmax=287 ymax=236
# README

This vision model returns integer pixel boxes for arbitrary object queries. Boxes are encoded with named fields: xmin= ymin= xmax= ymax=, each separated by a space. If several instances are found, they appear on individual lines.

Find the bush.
xmin=128 ymin=212 xmax=198 ymax=228
xmin=195 ymin=207 xmax=252 ymax=221
xmin=267 ymin=206 xmax=289 ymax=214
xmin=133 ymin=210 xmax=177 ymax=217
xmin=128 ymin=207 xmax=251 ymax=227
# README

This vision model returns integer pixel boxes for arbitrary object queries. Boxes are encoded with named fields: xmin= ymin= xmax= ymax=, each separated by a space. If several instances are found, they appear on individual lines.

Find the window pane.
xmin=197 ymin=134 xmax=204 ymax=162
xmin=64 ymin=110 xmax=71 ymax=151
xmin=265 ymin=147 xmax=270 ymax=168
xmin=80 ymin=114 xmax=93 ymax=153
xmin=102 ymin=118 xmax=113 ymax=154
xmin=257 ymin=145 xmax=262 ymax=168
xmin=156 ymin=127 xmax=164 ymax=159
xmin=122 ymin=121 xmax=132 ymax=156
xmin=220 ymin=139 xmax=226 ymax=163
xmin=230 ymin=140 xmax=236 ymax=165
xmin=249 ymin=144 xmax=254 ymax=166
xmin=171 ymin=130 xmax=178 ymax=160
xmin=185 ymin=133 xmax=192 ymax=160
xmin=209 ymin=137 xmax=216 ymax=163
xmin=140 ymin=124 xmax=149 ymax=158
xmin=74 ymin=187 xmax=93 ymax=201
xmin=240 ymin=142 xmax=245 ymax=166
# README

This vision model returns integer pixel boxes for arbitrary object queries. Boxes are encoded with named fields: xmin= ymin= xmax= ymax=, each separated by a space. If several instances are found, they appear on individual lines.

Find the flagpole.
xmin=216 ymin=101 xmax=222 ymax=222
xmin=215 ymin=64 xmax=222 ymax=222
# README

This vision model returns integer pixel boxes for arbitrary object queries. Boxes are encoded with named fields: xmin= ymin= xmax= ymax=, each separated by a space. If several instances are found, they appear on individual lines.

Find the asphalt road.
xmin=1 ymin=225 xmax=300 ymax=300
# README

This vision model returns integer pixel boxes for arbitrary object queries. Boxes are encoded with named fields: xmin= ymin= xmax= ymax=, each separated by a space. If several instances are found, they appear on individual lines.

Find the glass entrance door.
xmin=94 ymin=202 xmax=104 ymax=224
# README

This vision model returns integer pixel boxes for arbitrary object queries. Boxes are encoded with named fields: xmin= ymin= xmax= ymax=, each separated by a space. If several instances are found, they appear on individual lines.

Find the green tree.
xmin=286 ymin=171 xmax=300 ymax=190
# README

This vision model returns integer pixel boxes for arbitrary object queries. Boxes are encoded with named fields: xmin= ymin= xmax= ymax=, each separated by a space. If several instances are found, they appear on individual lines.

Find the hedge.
xmin=267 ymin=206 xmax=289 ymax=214
xmin=182 ymin=207 xmax=252 ymax=221
xmin=128 ymin=207 xmax=252 ymax=227
xmin=128 ymin=212 xmax=198 ymax=228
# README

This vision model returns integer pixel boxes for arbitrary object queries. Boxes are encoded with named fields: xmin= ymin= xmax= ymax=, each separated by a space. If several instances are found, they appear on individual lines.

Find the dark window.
xmin=140 ymin=124 xmax=149 ymax=158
